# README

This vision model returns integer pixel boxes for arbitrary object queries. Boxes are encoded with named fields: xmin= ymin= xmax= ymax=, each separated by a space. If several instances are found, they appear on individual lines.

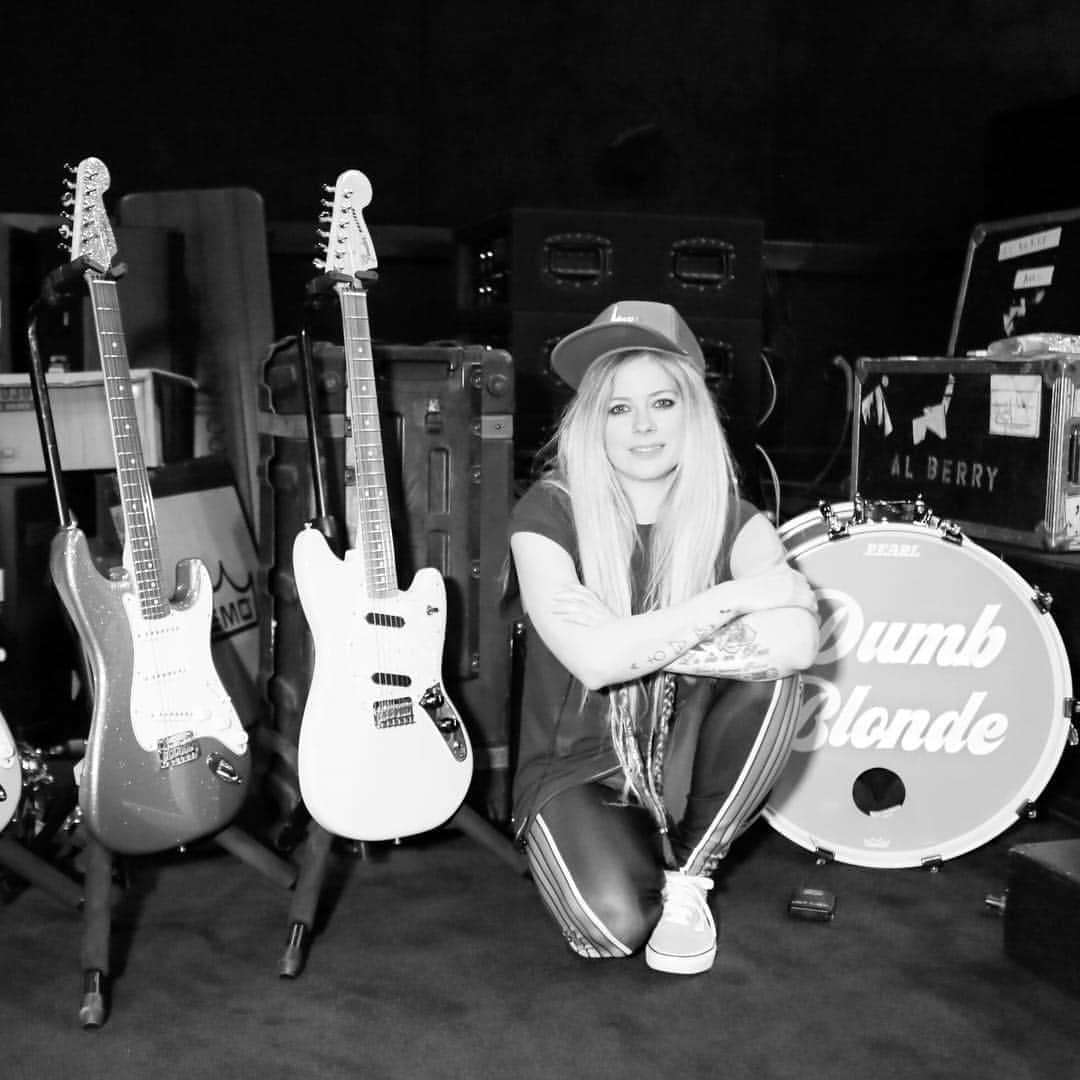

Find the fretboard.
xmin=340 ymin=285 xmax=397 ymax=596
xmin=87 ymin=275 xmax=168 ymax=619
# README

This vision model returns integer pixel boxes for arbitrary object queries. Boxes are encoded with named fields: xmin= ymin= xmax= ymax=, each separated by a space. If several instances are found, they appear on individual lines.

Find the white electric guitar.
xmin=293 ymin=170 xmax=472 ymax=841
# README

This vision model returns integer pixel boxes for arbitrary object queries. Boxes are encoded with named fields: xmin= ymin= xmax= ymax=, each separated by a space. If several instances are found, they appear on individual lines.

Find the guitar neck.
xmin=87 ymin=275 xmax=168 ymax=618
xmin=340 ymin=285 xmax=397 ymax=596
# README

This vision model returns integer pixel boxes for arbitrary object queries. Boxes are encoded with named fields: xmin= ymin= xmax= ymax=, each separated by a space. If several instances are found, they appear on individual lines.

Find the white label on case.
xmin=1013 ymin=265 xmax=1054 ymax=290
xmin=998 ymin=227 xmax=1062 ymax=261
xmin=989 ymin=374 xmax=1042 ymax=438
xmin=1065 ymin=496 xmax=1080 ymax=538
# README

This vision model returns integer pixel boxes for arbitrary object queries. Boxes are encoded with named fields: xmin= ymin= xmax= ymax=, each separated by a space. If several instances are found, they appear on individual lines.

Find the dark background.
xmin=4 ymin=1 xmax=1079 ymax=244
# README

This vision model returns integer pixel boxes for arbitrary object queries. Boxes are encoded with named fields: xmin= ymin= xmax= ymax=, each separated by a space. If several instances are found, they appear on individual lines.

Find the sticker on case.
xmin=989 ymin=374 xmax=1042 ymax=438
xmin=1065 ymin=495 xmax=1080 ymax=538
xmin=1014 ymin=265 xmax=1054 ymax=290
xmin=998 ymin=227 xmax=1062 ymax=261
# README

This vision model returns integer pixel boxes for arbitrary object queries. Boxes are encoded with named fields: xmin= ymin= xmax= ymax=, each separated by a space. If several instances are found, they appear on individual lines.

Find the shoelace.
xmin=661 ymin=872 xmax=714 ymax=928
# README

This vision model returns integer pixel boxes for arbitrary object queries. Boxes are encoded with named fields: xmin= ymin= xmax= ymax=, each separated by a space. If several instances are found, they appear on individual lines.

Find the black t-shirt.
xmin=507 ymin=480 xmax=759 ymax=838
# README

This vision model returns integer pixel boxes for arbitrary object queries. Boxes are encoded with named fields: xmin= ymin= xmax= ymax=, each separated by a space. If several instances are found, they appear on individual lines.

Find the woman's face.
xmin=602 ymin=353 xmax=687 ymax=490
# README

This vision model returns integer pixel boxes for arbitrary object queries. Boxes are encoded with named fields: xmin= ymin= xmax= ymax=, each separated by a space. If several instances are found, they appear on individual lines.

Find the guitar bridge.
xmin=157 ymin=731 xmax=199 ymax=769
xmin=374 ymin=697 xmax=415 ymax=729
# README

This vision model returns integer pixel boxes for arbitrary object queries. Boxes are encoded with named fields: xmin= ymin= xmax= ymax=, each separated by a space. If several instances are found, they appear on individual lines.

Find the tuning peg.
xmin=57 ymin=224 xmax=72 ymax=240
xmin=321 ymin=183 xmax=334 ymax=194
xmin=61 ymin=192 xmax=75 ymax=208
xmin=312 ymin=257 xmax=326 ymax=270
xmin=320 ymin=197 xmax=334 ymax=210
xmin=318 ymin=210 xmax=331 ymax=224
xmin=316 ymin=228 xmax=330 ymax=241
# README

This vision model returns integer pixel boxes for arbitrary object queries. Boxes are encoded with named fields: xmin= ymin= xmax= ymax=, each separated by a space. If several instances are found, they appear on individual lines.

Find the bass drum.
xmin=763 ymin=501 xmax=1074 ymax=868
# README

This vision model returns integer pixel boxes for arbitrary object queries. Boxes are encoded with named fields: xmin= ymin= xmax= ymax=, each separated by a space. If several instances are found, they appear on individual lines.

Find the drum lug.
xmin=938 ymin=519 xmax=964 ymax=545
xmin=920 ymin=856 xmax=944 ymax=873
xmin=813 ymin=846 xmax=835 ymax=866
xmin=1033 ymin=587 xmax=1053 ymax=614
xmin=1068 ymin=721 xmax=1079 ymax=747
xmin=819 ymin=501 xmax=850 ymax=541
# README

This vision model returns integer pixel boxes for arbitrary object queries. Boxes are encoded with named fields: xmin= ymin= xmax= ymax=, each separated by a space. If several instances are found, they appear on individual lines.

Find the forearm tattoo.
xmin=665 ymin=620 xmax=781 ymax=679
xmin=628 ymin=618 xmax=731 ymax=673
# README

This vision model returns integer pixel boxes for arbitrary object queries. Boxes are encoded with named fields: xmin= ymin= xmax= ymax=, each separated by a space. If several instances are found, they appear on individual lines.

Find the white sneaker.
xmin=645 ymin=870 xmax=717 ymax=975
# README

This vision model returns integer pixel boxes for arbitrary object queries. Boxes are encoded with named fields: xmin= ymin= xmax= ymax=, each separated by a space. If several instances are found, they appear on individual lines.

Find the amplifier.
xmin=1 ymin=222 xmax=181 ymax=375
xmin=0 ymin=474 xmax=98 ymax=745
xmin=456 ymin=208 xmax=763 ymax=319
xmin=852 ymin=350 xmax=1080 ymax=550
xmin=1005 ymin=839 xmax=1080 ymax=997
xmin=0 ymin=368 xmax=192 ymax=473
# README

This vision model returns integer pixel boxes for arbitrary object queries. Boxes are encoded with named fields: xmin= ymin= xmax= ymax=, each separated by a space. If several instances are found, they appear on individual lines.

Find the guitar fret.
xmin=336 ymin=283 xmax=399 ymax=597
xmin=88 ymin=276 xmax=167 ymax=618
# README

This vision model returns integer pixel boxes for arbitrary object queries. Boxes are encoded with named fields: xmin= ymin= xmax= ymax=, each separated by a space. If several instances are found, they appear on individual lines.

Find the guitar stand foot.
xmin=279 ymin=921 xmax=309 ymax=979
xmin=78 ymin=969 xmax=107 ymax=1029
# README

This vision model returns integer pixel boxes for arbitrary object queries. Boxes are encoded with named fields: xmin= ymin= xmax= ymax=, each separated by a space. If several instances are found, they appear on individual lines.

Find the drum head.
xmin=763 ymin=505 xmax=1073 ymax=868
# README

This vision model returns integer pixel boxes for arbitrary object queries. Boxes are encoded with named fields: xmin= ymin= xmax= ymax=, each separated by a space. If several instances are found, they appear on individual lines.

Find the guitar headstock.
xmin=316 ymin=170 xmax=378 ymax=279
xmin=62 ymin=157 xmax=117 ymax=273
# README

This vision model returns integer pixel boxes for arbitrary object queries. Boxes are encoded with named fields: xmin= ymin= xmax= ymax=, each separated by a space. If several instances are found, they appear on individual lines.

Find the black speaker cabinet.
xmin=1005 ymin=839 xmax=1080 ymax=997
xmin=0 ymin=473 xmax=98 ymax=745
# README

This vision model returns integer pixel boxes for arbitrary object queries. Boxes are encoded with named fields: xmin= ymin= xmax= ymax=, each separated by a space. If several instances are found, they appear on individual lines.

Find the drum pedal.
xmin=788 ymin=885 xmax=837 ymax=922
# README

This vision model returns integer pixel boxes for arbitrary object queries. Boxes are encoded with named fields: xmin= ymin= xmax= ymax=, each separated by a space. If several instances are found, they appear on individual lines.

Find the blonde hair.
xmin=542 ymin=348 xmax=740 ymax=833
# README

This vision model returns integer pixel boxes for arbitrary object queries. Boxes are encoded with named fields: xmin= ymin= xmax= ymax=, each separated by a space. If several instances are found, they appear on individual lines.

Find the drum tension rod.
xmin=1014 ymin=799 xmax=1038 ymax=820
xmin=813 ymin=847 xmax=835 ymax=866
xmin=920 ymin=856 xmax=944 ymax=873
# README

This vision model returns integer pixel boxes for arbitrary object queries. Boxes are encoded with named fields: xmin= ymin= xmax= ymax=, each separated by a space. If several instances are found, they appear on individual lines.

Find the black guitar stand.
xmin=27 ymin=262 xmax=298 ymax=1028
xmin=276 ymin=299 xmax=526 ymax=980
